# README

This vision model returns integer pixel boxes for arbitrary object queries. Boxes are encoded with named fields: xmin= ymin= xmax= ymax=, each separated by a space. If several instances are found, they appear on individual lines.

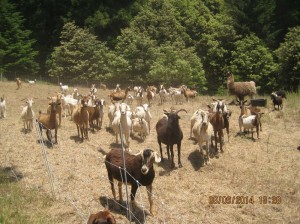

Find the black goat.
xmin=156 ymin=109 xmax=187 ymax=168
xmin=105 ymin=148 xmax=161 ymax=215
xmin=275 ymin=90 xmax=287 ymax=99
xmin=270 ymin=92 xmax=283 ymax=110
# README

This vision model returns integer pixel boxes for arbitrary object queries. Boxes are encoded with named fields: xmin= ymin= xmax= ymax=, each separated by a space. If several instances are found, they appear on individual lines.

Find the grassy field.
xmin=0 ymin=81 xmax=299 ymax=224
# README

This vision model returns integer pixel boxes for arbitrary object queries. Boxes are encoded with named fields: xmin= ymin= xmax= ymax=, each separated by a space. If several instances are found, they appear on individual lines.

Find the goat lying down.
xmin=105 ymin=148 xmax=161 ymax=215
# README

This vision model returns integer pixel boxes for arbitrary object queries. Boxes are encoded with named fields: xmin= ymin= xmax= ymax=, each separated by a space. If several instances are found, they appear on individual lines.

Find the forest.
xmin=1 ymin=0 xmax=299 ymax=93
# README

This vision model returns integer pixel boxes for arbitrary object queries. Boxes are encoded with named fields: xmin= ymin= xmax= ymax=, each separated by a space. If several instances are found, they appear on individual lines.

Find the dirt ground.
xmin=0 ymin=81 xmax=299 ymax=224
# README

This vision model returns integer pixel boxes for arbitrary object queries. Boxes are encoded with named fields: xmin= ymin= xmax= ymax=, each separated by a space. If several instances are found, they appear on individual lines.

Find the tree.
xmin=0 ymin=0 xmax=39 ymax=77
xmin=48 ymin=22 xmax=126 ymax=81
xmin=229 ymin=33 xmax=278 ymax=92
xmin=275 ymin=26 xmax=300 ymax=92
xmin=115 ymin=0 xmax=206 ymax=88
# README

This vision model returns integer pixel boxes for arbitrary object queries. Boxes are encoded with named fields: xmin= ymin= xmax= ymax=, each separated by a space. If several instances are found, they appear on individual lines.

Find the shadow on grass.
xmin=99 ymin=196 xmax=149 ymax=224
xmin=0 ymin=166 xmax=23 ymax=183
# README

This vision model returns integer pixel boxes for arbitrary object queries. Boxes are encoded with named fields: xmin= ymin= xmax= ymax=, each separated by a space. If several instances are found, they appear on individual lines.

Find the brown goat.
xmin=47 ymin=93 xmax=63 ymax=126
xmin=105 ymin=148 xmax=161 ymax=215
xmin=156 ymin=108 xmax=187 ymax=168
xmin=109 ymin=86 xmax=131 ymax=102
xmin=16 ymin=78 xmax=22 ymax=89
xmin=87 ymin=208 xmax=116 ymax=224
xmin=72 ymin=98 xmax=89 ymax=140
xmin=37 ymin=100 xmax=60 ymax=144
xmin=182 ymin=87 xmax=197 ymax=102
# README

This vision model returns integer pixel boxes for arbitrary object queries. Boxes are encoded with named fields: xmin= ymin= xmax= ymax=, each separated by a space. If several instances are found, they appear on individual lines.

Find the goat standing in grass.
xmin=21 ymin=98 xmax=35 ymax=132
xmin=72 ymin=98 xmax=89 ymax=141
xmin=156 ymin=108 xmax=187 ymax=168
xmin=105 ymin=148 xmax=161 ymax=215
xmin=0 ymin=95 xmax=6 ymax=118
xmin=37 ymin=100 xmax=60 ymax=144
xmin=209 ymin=100 xmax=226 ymax=153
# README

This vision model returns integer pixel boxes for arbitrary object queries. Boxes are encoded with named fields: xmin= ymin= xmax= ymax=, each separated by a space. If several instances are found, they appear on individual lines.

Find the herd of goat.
xmin=0 ymin=73 xmax=288 ymax=222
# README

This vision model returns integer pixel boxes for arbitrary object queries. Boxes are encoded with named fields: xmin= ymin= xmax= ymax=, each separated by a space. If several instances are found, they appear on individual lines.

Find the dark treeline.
xmin=1 ymin=0 xmax=299 ymax=93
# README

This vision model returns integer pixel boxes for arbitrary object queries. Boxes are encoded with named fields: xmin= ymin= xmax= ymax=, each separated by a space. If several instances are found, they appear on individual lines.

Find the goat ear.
xmin=153 ymin=152 xmax=161 ymax=163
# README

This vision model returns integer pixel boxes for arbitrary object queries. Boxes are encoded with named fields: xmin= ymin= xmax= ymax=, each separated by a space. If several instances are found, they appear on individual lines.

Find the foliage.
xmin=275 ymin=26 xmax=300 ymax=91
xmin=115 ymin=0 xmax=206 ymax=89
xmin=48 ymin=22 xmax=127 ymax=81
xmin=229 ymin=33 xmax=278 ymax=92
xmin=0 ymin=0 xmax=39 ymax=76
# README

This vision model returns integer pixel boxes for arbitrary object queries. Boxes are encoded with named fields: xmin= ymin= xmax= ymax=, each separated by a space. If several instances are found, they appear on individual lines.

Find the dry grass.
xmin=0 ymin=81 xmax=299 ymax=224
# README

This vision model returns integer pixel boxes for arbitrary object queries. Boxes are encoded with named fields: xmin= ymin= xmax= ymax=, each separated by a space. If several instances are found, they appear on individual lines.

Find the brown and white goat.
xmin=208 ymin=100 xmax=227 ymax=152
xmin=156 ymin=108 xmax=187 ymax=168
xmin=239 ymin=113 xmax=264 ymax=139
xmin=105 ymin=148 xmax=161 ymax=215
xmin=37 ymin=100 xmax=60 ymax=144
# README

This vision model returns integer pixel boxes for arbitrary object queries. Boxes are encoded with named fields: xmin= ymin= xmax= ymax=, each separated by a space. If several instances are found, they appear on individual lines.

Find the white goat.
xmin=108 ymin=102 xmax=120 ymax=128
xmin=28 ymin=79 xmax=36 ymax=85
xmin=192 ymin=110 xmax=213 ymax=165
xmin=190 ymin=109 xmax=205 ymax=138
xmin=131 ymin=117 xmax=149 ymax=140
xmin=20 ymin=98 xmax=35 ymax=132
xmin=112 ymin=103 xmax=132 ymax=147
xmin=97 ymin=99 xmax=105 ymax=129
xmin=127 ymin=94 xmax=134 ymax=105
xmin=59 ymin=82 xmax=69 ymax=92
xmin=0 ymin=96 xmax=7 ymax=118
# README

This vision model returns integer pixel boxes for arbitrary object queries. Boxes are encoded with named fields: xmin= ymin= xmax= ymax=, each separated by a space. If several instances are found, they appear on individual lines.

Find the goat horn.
xmin=175 ymin=109 xmax=187 ymax=114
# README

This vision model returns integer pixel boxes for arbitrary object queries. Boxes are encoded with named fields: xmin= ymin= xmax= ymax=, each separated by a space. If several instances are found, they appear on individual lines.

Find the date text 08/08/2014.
xmin=209 ymin=196 xmax=282 ymax=205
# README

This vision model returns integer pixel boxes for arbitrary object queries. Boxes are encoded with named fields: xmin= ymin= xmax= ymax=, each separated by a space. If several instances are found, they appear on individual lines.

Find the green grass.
xmin=0 ymin=167 xmax=58 ymax=224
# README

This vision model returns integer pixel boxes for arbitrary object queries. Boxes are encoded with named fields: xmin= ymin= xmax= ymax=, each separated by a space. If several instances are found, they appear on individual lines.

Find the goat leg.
xmin=177 ymin=143 xmax=182 ymax=168
xmin=118 ymin=182 xmax=123 ymax=201
xmin=147 ymin=185 xmax=154 ymax=215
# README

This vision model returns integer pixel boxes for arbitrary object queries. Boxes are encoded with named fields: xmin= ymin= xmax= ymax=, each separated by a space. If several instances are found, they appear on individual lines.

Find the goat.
xmin=156 ymin=108 xmax=187 ymax=168
xmin=37 ymin=100 xmax=60 ymax=144
xmin=0 ymin=95 xmax=6 ymax=118
xmin=90 ymin=84 xmax=97 ymax=95
xmin=132 ymin=117 xmax=149 ymax=140
xmin=16 ymin=77 xmax=22 ymax=89
xmin=192 ymin=110 xmax=213 ymax=165
xmin=146 ymin=86 xmax=155 ymax=106
xmin=270 ymin=92 xmax=283 ymax=110
xmin=105 ymin=148 xmax=161 ymax=215
xmin=227 ymin=71 xmax=256 ymax=101
xmin=239 ymin=113 xmax=264 ymax=139
xmin=208 ymin=99 xmax=231 ymax=143
xmin=275 ymin=90 xmax=287 ymax=99
xmin=47 ymin=93 xmax=63 ymax=126
xmin=96 ymin=99 xmax=105 ymax=129
xmin=111 ymin=103 xmax=132 ymax=147
xmin=71 ymin=98 xmax=89 ymax=140
xmin=133 ymin=86 xmax=142 ymax=96
xmin=87 ymin=208 xmax=116 ymax=224
xmin=109 ymin=86 xmax=130 ymax=102
xmin=127 ymin=94 xmax=134 ymax=105
xmin=99 ymin=82 xmax=107 ymax=90
xmin=158 ymin=85 xmax=168 ymax=105
xmin=208 ymin=100 xmax=226 ymax=152
xmin=59 ymin=82 xmax=69 ymax=93
xmin=20 ymin=98 xmax=35 ymax=132
xmin=107 ymin=102 xmax=120 ymax=129
xmin=182 ymin=87 xmax=197 ymax=102
xmin=236 ymin=98 xmax=262 ymax=131
xmin=135 ymin=88 xmax=144 ymax=105
xmin=28 ymin=79 xmax=36 ymax=85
